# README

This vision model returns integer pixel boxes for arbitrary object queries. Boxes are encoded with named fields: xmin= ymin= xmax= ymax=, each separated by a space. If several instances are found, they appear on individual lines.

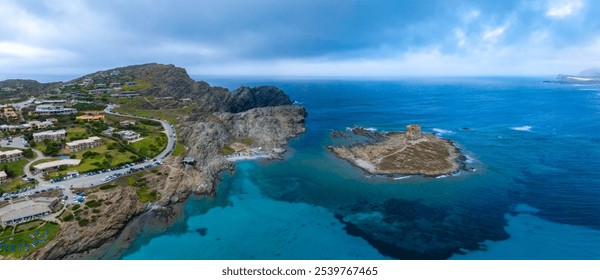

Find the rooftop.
xmin=0 ymin=200 xmax=51 ymax=224
xmin=66 ymin=136 xmax=102 ymax=147
xmin=0 ymin=149 xmax=23 ymax=157
xmin=33 ymin=129 xmax=67 ymax=136
xmin=33 ymin=159 xmax=81 ymax=170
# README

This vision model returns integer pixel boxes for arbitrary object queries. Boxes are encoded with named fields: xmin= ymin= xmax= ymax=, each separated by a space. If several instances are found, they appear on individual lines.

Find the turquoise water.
xmin=123 ymin=78 xmax=600 ymax=259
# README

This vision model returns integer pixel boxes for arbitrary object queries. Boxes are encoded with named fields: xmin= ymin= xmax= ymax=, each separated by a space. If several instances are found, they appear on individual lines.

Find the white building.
xmin=116 ymin=130 xmax=141 ymax=142
xmin=0 ymin=149 xmax=24 ymax=163
xmin=32 ymin=159 xmax=81 ymax=175
xmin=65 ymin=136 xmax=103 ymax=152
xmin=35 ymin=105 xmax=77 ymax=115
xmin=33 ymin=129 xmax=67 ymax=142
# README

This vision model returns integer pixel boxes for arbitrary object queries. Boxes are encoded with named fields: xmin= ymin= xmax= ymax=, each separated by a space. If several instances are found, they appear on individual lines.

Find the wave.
xmin=465 ymin=155 xmax=475 ymax=164
xmin=436 ymin=174 xmax=448 ymax=179
xmin=510 ymin=125 xmax=532 ymax=132
xmin=432 ymin=128 xmax=455 ymax=136
xmin=346 ymin=126 xmax=378 ymax=132
xmin=393 ymin=176 xmax=411 ymax=180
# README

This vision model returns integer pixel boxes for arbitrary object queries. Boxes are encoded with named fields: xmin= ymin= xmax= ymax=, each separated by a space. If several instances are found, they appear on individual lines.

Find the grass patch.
xmin=136 ymin=187 xmax=158 ymax=203
xmin=113 ymin=96 xmax=194 ymax=124
xmin=59 ymin=137 xmax=137 ymax=173
xmin=0 ymin=221 xmax=59 ymax=259
xmin=77 ymin=219 xmax=89 ymax=227
xmin=71 ymin=204 xmax=80 ymax=211
xmin=172 ymin=140 xmax=185 ymax=156
xmin=130 ymin=132 xmax=167 ymax=158
xmin=84 ymin=200 xmax=102 ymax=208
xmin=0 ymin=226 xmax=14 ymax=237
xmin=14 ymin=220 xmax=45 ymax=233
xmin=99 ymin=184 xmax=118 ymax=190
xmin=0 ymin=159 xmax=28 ymax=177
xmin=66 ymin=127 xmax=89 ymax=141
xmin=0 ymin=178 xmax=36 ymax=194
xmin=57 ymin=210 xmax=74 ymax=222
xmin=221 ymin=146 xmax=235 ymax=156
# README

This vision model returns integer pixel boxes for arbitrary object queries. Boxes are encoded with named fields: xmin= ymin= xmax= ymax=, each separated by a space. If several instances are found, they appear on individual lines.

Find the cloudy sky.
xmin=0 ymin=0 xmax=598 ymax=80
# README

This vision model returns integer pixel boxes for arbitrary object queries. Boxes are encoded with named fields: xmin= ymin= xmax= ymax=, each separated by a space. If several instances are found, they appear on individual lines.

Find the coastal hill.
xmin=1 ymin=63 xmax=306 ymax=259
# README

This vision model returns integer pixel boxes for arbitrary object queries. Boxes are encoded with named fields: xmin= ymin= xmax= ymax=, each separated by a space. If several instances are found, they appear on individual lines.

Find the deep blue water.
xmin=122 ymin=77 xmax=600 ymax=259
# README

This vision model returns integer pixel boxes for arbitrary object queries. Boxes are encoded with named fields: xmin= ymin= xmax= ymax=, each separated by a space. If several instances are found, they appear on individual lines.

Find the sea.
xmin=119 ymin=77 xmax=600 ymax=260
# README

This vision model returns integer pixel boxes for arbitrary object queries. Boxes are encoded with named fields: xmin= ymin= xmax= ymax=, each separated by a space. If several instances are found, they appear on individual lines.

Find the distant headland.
xmin=328 ymin=125 xmax=464 ymax=177
xmin=545 ymin=67 xmax=600 ymax=84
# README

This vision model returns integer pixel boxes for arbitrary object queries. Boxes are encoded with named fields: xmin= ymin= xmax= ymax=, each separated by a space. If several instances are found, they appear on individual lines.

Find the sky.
xmin=0 ymin=0 xmax=599 ymax=80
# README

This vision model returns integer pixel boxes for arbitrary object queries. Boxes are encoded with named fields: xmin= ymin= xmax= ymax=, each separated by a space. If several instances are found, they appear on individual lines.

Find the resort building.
xmin=0 ymin=200 xmax=52 ymax=226
xmin=35 ymin=105 xmax=77 ymax=115
xmin=0 ymin=171 xmax=8 ymax=185
xmin=65 ymin=136 xmax=103 ymax=153
xmin=115 ymin=130 xmax=141 ymax=142
xmin=32 ymin=159 xmax=81 ymax=175
xmin=0 ymin=149 xmax=24 ymax=163
xmin=76 ymin=111 xmax=106 ymax=121
xmin=33 ymin=129 xmax=67 ymax=142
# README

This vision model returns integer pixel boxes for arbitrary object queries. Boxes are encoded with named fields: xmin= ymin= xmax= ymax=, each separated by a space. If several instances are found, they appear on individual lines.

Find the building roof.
xmin=65 ymin=136 xmax=102 ymax=147
xmin=0 ymin=149 xmax=23 ymax=157
xmin=33 ymin=129 xmax=67 ymax=137
xmin=0 ymin=200 xmax=51 ymax=224
xmin=183 ymin=157 xmax=196 ymax=163
xmin=0 ymin=170 xmax=7 ymax=178
xmin=33 ymin=159 xmax=81 ymax=170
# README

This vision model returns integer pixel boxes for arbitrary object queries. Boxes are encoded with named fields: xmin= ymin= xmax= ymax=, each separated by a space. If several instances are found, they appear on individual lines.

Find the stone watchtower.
xmin=406 ymin=124 xmax=422 ymax=140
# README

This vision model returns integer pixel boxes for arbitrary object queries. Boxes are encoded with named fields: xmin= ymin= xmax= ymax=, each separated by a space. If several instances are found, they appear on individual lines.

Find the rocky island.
xmin=329 ymin=125 xmax=463 ymax=176
xmin=0 ymin=63 xmax=306 ymax=259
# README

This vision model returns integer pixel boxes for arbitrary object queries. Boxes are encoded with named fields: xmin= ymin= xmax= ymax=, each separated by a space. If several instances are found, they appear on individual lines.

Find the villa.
xmin=115 ymin=130 xmax=141 ymax=142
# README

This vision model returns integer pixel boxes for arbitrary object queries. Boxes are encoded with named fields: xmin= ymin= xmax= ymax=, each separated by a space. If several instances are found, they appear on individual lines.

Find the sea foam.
xmin=510 ymin=125 xmax=532 ymax=132
xmin=432 ymin=128 xmax=455 ymax=136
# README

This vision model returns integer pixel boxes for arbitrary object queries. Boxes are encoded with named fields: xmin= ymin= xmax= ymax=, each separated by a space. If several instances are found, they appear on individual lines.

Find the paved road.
xmin=23 ymin=148 xmax=48 ymax=180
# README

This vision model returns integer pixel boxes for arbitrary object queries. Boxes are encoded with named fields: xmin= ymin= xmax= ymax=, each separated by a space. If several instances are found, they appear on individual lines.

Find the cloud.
xmin=0 ymin=0 xmax=599 ymax=79
xmin=546 ymin=0 xmax=584 ymax=18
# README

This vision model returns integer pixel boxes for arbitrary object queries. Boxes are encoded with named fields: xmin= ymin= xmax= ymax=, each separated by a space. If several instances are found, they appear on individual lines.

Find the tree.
xmin=22 ymin=148 xmax=34 ymax=159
